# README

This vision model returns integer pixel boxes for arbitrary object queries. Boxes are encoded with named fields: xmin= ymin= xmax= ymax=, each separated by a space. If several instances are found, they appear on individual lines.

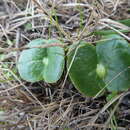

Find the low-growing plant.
xmin=17 ymin=39 xmax=65 ymax=83
xmin=17 ymin=34 xmax=130 ymax=97
xmin=68 ymin=34 xmax=130 ymax=96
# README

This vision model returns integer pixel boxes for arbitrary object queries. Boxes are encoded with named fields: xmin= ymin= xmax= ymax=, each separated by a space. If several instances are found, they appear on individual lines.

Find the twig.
xmin=0 ymin=43 xmax=68 ymax=53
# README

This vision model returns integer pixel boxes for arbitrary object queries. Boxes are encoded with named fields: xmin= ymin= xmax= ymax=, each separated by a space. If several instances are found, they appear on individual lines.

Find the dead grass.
xmin=0 ymin=0 xmax=130 ymax=130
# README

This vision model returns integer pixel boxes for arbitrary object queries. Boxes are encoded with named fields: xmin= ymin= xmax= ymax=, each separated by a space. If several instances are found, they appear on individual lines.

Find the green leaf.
xmin=67 ymin=42 xmax=104 ymax=96
xmin=43 ymin=39 xmax=65 ymax=83
xmin=93 ymin=19 xmax=130 ymax=35
xmin=93 ymin=29 xmax=130 ymax=35
xmin=68 ymin=35 xmax=130 ymax=97
xmin=96 ymin=34 xmax=130 ymax=92
xmin=18 ymin=39 xmax=65 ymax=83
xmin=118 ymin=19 xmax=130 ymax=27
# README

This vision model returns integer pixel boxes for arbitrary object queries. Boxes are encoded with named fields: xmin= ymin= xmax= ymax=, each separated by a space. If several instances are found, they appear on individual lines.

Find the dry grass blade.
xmin=88 ymin=93 xmax=123 ymax=130
xmin=32 ymin=0 xmax=72 ymax=41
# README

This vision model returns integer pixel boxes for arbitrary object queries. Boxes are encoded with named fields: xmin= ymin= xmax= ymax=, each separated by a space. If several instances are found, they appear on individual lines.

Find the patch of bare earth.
xmin=0 ymin=0 xmax=130 ymax=130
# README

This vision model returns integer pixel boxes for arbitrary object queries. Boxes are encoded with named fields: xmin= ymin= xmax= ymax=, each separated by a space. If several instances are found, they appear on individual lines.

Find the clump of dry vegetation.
xmin=0 ymin=0 xmax=130 ymax=129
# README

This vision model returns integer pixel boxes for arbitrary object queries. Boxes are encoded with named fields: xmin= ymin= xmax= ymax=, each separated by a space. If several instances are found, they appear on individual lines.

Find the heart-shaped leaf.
xmin=96 ymin=34 xmax=130 ymax=92
xmin=18 ymin=39 xmax=65 ymax=83
xmin=67 ymin=34 xmax=130 ymax=97
xmin=67 ymin=42 xmax=104 ymax=96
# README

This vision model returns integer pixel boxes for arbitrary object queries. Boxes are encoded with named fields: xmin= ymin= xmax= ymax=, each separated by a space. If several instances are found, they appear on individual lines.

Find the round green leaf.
xmin=96 ymin=34 xmax=130 ymax=92
xmin=43 ymin=39 xmax=65 ymax=83
xmin=18 ymin=39 xmax=65 ymax=83
xmin=67 ymin=43 xmax=104 ymax=96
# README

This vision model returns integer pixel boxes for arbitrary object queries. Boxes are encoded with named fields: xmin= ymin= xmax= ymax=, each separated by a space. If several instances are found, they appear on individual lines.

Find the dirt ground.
xmin=0 ymin=0 xmax=130 ymax=130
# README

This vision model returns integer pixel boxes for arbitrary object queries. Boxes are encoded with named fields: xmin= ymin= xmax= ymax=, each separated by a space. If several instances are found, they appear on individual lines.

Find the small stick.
xmin=0 ymin=43 xmax=68 ymax=53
